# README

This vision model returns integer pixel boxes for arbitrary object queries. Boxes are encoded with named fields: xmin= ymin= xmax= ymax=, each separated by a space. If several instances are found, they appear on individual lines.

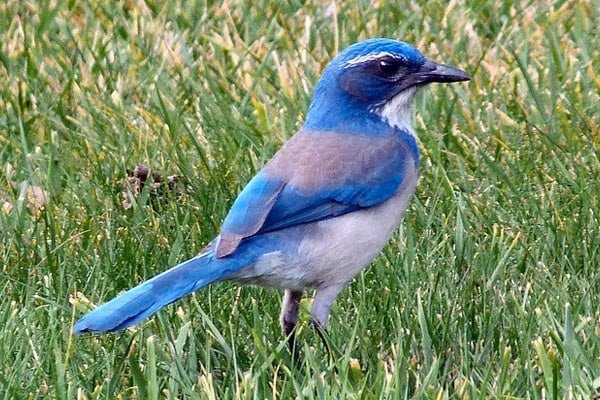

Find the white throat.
xmin=376 ymin=88 xmax=417 ymax=135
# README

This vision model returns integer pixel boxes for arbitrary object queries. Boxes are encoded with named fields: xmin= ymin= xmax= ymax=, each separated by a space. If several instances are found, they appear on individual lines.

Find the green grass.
xmin=1 ymin=0 xmax=599 ymax=398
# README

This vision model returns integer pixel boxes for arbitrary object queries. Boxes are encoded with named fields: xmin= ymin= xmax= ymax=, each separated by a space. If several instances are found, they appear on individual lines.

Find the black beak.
xmin=398 ymin=59 xmax=470 ymax=91
xmin=419 ymin=59 xmax=471 ymax=83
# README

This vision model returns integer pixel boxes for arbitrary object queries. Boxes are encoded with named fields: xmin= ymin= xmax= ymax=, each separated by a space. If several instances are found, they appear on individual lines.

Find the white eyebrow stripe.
xmin=342 ymin=51 xmax=400 ymax=68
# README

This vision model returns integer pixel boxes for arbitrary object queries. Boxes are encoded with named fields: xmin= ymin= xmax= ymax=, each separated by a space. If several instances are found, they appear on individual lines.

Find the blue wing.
xmin=216 ymin=130 xmax=417 ymax=257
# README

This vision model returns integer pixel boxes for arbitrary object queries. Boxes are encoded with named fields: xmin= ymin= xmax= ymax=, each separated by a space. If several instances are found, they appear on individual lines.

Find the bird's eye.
xmin=377 ymin=58 xmax=401 ymax=76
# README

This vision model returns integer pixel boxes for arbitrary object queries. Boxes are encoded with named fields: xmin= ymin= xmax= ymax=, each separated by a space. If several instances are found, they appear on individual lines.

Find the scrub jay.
xmin=73 ymin=38 xmax=469 ymax=351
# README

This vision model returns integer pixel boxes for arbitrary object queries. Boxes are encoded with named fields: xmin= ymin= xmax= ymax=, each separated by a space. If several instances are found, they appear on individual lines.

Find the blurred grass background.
xmin=1 ymin=0 xmax=599 ymax=398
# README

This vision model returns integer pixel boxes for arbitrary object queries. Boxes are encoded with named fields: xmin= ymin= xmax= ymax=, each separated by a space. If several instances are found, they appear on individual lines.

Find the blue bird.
xmin=73 ymin=38 xmax=469 ymax=350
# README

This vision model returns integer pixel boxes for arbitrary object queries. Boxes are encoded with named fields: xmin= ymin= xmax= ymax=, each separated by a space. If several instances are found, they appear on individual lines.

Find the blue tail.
xmin=73 ymin=250 xmax=243 ymax=334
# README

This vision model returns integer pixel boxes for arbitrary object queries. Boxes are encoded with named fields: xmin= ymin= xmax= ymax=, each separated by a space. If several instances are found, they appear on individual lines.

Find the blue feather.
xmin=219 ymin=130 xmax=414 ymax=241
xmin=74 ymin=250 xmax=243 ymax=333
xmin=220 ymin=174 xmax=284 ymax=239
xmin=73 ymin=232 xmax=299 ymax=333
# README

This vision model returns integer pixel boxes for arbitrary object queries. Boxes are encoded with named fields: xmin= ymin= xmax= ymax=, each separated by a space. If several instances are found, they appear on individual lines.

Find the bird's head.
xmin=304 ymin=38 xmax=470 ymax=133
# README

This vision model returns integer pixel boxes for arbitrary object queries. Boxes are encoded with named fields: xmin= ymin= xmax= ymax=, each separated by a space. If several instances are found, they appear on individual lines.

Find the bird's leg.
xmin=311 ymin=285 xmax=345 ymax=361
xmin=280 ymin=289 xmax=303 ymax=359
xmin=311 ymin=318 xmax=334 ymax=361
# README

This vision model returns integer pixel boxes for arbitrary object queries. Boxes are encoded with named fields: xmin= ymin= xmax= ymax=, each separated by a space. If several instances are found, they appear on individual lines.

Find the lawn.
xmin=1 ymin=0 xmax=599 ymax=398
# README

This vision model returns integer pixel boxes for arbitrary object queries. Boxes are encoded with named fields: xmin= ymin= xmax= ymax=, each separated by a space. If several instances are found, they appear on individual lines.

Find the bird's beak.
xmin=420 ymin=59 xmax=471 ymax=83
xmin=399 ymin=59 xmax=470 ymax=91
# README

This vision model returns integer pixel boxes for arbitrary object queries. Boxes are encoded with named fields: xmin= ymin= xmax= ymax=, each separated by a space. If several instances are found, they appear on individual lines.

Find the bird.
xmin=73 ymin=38 xmax=470 ymax=353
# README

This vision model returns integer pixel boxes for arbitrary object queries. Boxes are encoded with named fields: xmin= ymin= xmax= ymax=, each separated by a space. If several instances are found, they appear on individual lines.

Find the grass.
xmin=1 ymin=0 xmax=599 ymax=398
